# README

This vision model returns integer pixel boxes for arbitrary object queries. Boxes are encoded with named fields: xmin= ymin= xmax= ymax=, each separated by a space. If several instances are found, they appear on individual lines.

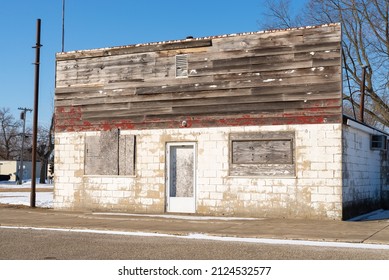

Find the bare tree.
xmin=36 ymin=115 xmax=55 ymax=183
xmin=262 ymin=0 xmax=389 ymax=130
xmin=0 ymin=108 xmax=21 ymax=160
xmin=261 ymin=0 xmax=303 ymax=29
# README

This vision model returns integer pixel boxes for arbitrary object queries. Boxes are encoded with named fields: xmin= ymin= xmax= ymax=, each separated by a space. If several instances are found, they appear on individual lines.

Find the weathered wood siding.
xmin=55 ymin=24 xmax=342 ymax=132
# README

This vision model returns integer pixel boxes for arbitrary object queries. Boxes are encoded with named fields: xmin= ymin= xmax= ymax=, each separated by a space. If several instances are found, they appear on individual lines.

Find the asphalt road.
xmin=1 ymin=228 xmax=389 ymax=260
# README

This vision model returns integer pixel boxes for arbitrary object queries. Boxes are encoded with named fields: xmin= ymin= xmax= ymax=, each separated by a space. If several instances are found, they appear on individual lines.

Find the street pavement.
xmin=1 ymin=205 xmax=389 ymax=246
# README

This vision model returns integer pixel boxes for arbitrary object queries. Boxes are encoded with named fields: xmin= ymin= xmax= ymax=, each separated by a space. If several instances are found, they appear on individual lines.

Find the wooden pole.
xmin=359 ymin=66 xmax=367 ymax=123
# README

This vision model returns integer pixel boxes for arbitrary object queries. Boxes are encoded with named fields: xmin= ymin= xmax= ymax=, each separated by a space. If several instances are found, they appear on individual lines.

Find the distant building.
xmin=53 ymin=23 xmax=388 ymax=220
xmin=0 ymin=160 xmax=41 ymax=182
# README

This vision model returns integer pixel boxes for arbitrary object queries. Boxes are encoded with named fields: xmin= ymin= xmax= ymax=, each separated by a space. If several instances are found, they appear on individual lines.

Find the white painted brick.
xmin=204 ymin=169 xmax=217 ymax=178
xmin=209 ymin=178 xmax=223 ymax=185
xmin=203 ymin=199 xmax=217 ymax=207
xmin=215 ymin=186 xmax=228 ymax=194
xmin=113 ymin=191 xmax=124 ymax=198
xmin=200 ymin=185 xmax=216 ymax=192
xmin=198 ymin=177 xmax=210 ymax=185
xmin=272 ymin=186 xmax=287 ymax=193
xmin=311 ymin=193 xmax=327 ymax=202
xmin=210 ymin=192 xmax=223 ymax=200
xmin=302 ymin=170 xmax=318 ymax=178
xmin=325 ymin=195 xmax=340 ymax=203
xmin=311 ymin=162 xmax=326 ymax=171
xmin=318 ymin=186 xmax=335 ymax=195
xmin=198 ymin=192 xmax=210 ymax=199
xmin=318 ymin=170 xmax=334 ymax=179
xmin=237 ymin=193 xmax=251 ymax=200
xmin=101 ymin=178 xmax=113 ymax=184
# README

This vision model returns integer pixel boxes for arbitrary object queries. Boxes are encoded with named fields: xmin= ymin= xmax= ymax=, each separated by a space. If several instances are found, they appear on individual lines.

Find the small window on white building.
xmin=175 ymin=54 xmax=188 ymax=78
xmin=371 ymin=135 xmax=387 ymax=150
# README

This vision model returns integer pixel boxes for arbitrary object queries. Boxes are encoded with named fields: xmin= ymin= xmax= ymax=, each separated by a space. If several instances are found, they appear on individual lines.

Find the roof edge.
xmin=56 ymin=23 xmax=341 ymax=59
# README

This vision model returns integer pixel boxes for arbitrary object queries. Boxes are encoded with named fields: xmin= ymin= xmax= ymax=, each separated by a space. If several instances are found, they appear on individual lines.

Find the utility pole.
xmin=62 ymin=0 xmax=65 ymax=52
xmin=17 ymin=107 xmax=32 ymax=185
xmin=31 ymin=19 xmax=42 ymax=208
xmin=359 ymin=65 xmax=368 ymax=123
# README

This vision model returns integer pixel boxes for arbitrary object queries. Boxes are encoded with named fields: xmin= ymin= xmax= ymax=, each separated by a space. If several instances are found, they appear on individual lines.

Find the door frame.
xmin=165 ymin=142 xmax=197 ymax=213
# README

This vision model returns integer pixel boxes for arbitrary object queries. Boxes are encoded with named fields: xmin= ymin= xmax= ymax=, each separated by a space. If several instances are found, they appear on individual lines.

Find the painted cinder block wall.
xmin=342 ymin=119 xmax=389 ymax=219
xmin=54 ymin=123 xmax=343 ymax=219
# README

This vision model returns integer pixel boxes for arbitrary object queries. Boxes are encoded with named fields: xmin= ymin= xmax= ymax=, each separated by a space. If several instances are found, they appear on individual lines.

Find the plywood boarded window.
xmin=230 ymin=132 xmax=295 ymax=176
xmin=85 ymin=129 xmax=135 ymax=176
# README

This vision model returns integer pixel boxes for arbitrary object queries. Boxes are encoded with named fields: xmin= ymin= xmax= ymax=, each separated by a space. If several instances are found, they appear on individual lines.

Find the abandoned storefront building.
xmin=54 ymin=23 xmax=388 ymax=220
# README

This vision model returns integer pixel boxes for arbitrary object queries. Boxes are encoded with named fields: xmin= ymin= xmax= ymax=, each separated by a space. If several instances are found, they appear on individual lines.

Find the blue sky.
xmin=0 ymin=0 xmax=305 ymax=127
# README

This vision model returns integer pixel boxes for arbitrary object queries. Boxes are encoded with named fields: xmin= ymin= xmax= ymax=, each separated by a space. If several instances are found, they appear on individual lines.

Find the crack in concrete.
xmin=362 ymin=223 xmax=389 ymax=243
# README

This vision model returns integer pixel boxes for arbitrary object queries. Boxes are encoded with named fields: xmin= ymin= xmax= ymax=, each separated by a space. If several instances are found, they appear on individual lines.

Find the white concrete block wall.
xmin=342 ymin=125 xmax=386 ymax=218
xmin=54 ymin=123 xmax=343 ymax=219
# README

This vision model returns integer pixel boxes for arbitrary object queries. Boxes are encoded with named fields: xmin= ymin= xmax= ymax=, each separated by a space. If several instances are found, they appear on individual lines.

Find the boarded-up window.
xmin=85 ymin=129 xmax=135 ymax=176
xmin=230 ymin=132 xmax=295 ymax=176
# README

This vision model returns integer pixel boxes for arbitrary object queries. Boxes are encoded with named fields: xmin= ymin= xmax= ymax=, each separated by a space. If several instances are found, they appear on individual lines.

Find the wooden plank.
xmin=229 ymin=131 xmax=295 ymax=176
xmin=54 ymin=110 xmax=342 ymax=132
xmin=84 ymin=136 xmax=100 ymax=175
xmin=75 ymin=98 xmax=341 ymax=121
xmin=119 ymin=134 xmax=135 ymax=176
xmin=232 ymin=139 xmax=293 ymax=164
xmin=55 ymin=25 xmax=342 ymax=131
xmin=134 ymin=73 xmax=340 ymax=96
xmin=99 ymin=129 xmax=119 ymax=175
xmin=229 ymin=163 xmax=295 ymax=176
xmin=84 ymin=130 xmax=119 ymax=175
xmin=57 ymin=39 xmax=212 ymax=61
xmin=55 ymin=74 xmax=340 ymax=106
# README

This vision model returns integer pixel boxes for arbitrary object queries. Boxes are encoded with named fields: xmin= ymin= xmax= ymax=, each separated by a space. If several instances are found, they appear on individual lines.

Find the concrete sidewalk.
xmin=1 ymin=205 xmax=389 ymax=246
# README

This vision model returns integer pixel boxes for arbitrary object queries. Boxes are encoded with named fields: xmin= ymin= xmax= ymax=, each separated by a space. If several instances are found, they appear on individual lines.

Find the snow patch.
xmin=263 ymin=79 xmax=275 ymax=83
xmin=0 ymin=192 xmax=53 ymax=208
xmin=0 ymin=181 xmax=53 ymax=208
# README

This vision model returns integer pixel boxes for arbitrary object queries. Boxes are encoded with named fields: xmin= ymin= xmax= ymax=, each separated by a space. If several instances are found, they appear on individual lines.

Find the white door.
xmin=166 ymin=143 xmax=196 ymax=213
